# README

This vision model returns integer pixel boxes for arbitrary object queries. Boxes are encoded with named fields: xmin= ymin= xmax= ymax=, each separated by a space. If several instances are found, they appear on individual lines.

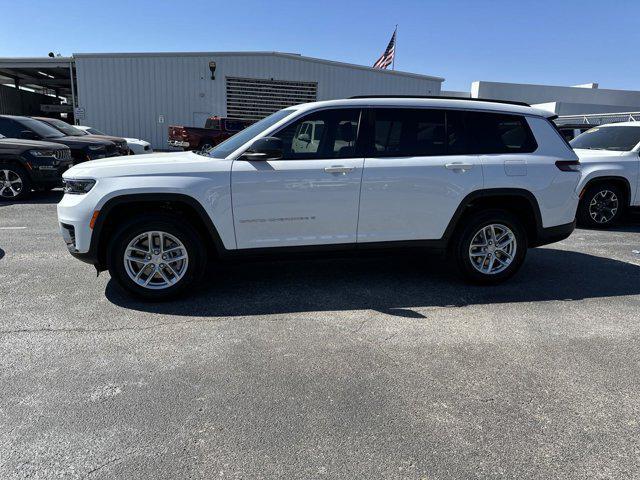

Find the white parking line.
xmin=0 ymin=226 xmax=27 ymax=230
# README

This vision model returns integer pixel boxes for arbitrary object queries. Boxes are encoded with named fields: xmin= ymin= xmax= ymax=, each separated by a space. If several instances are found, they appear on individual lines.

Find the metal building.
xmin=71 ymin=51 xmax=443 ymax=149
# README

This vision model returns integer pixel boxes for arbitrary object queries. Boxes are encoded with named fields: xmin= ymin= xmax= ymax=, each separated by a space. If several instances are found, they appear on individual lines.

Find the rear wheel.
xmin=107 ymin=214 xmax=206 ymax=300
xmin=0 ymin=165 xmax=31 ymax=201
xmin=577 ymin=183 xmax=624 ymax=228
xmin=452 ymin=210 xmax=527 ymax=284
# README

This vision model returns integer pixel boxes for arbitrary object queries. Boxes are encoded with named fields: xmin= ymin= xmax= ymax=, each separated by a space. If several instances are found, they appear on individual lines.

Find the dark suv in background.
xmin=0 ymin=136 xmax=72 ymax=200
xmin=0 ymin=115 xmax=119 ymax=164
xmin=33 ymin=117 xmax=130 ymax=156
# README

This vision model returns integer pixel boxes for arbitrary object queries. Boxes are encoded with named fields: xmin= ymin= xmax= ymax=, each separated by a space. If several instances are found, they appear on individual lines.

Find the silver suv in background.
xmin=571 ymin=122 xmax=640 ymax=227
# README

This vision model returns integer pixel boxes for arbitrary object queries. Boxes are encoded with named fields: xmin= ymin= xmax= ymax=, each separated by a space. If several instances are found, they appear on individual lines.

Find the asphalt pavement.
xmin=1 ymin=191 xmax=640 ymax=479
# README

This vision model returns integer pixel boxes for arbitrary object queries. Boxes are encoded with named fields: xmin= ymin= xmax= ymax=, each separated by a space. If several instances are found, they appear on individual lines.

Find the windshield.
xmin=20 ymin=118 xmax=65 ymax=138
xmin=41 ymin=118 xmax=86 ymax=136
xmin=570 ymin=126 xmax=640 ymax=151
xmin=206 ymin=109 xmax=297 ymax=158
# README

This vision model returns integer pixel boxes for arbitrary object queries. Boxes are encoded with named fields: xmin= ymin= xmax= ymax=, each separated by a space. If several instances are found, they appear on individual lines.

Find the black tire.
xmin=577 ymin=183 xmax=624 ymax=228
xmin=0 ymin=164 xmax=31 ymax=201
xmin=107 ymin=213 xmax=207 ymax=300
xmin=452 ymin=209 xmax=528 ymax=285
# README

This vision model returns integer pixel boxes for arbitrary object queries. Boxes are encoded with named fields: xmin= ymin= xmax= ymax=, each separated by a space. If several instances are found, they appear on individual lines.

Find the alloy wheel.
xmin=0 ymin=169 xmax=23 ymax=198
xmin=468 ymin=224 xmax=517 ymax=275
xmin=123 ymin=231 xmax=189 ymax=290
xmin=589 ymin=190 xmax=618 ymax=224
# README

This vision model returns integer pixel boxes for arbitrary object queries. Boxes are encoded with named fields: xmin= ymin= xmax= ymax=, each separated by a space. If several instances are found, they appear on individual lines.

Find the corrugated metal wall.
xmin=75 ymin=53 xmax=442 ymax=149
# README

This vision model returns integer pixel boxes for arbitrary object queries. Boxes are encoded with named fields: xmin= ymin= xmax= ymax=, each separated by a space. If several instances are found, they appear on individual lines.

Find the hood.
xmin=45 ymin=135 xmax=115 ymax=149
xmin=63 ymin=151 xmax=219 ymax=179
xmin=0 ymin=138 xmax=70 ymax=152
xmin=573 ymin=148 xmax=630 ymax=162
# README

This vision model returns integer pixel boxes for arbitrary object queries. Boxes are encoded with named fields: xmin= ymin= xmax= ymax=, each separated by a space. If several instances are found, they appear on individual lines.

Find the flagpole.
xmin=392 ymin=25 xmax=397 ymax=71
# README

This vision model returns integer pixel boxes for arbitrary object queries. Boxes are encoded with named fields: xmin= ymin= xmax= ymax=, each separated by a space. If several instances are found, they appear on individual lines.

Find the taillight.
xmin=555 ymin=160 xmax=581 ymax=172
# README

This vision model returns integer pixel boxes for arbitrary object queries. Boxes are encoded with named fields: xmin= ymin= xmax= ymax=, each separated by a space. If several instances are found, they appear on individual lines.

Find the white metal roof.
xmin=0 ymin=57 xmax=73 ymax=68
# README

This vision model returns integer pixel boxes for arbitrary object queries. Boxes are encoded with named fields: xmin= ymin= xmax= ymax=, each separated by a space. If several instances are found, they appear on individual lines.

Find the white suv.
xmin=570 ymin=122 xmax=640 ymax=227
xmin=57 ymin=97 xmax=580 ymax=299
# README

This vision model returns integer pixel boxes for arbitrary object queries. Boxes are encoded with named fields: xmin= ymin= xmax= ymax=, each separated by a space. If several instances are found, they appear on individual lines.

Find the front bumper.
xmin=29 ymin=162 xmax=72 ymax=184
xmin=57 ymin=189 xmax=98 ymax=255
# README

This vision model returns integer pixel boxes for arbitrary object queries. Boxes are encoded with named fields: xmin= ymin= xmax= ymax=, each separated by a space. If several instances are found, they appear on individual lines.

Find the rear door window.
xmin=371 ymin=108 xmax=446 ymax=157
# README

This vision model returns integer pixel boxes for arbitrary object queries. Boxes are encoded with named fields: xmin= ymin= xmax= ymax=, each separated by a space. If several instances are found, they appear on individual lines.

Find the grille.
xmin=226 ymin=77 xmax=318 ymax=121
xmin=54 ymin=149 xmax=71 ymax=161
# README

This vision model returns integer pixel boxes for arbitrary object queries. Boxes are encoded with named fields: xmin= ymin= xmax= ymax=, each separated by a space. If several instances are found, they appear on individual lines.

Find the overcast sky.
xmin=1 ymin=0 xmax=638 ymax=92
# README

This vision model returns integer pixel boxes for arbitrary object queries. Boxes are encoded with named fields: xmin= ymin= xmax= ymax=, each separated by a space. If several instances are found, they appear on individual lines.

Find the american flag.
xmin=373 ymin=29 xmax=396 ymax=69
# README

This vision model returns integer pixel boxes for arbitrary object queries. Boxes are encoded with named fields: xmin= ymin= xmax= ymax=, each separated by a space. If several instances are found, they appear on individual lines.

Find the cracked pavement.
xmin=1 ymin=192 xmax=640 ymax=479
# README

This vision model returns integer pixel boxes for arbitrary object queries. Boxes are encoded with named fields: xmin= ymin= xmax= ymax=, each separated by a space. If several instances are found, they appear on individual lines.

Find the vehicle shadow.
xmin=105 ymin=248 xmax=640 ymax=318
xmin=0 ymin=190 xmax=63 ymax=207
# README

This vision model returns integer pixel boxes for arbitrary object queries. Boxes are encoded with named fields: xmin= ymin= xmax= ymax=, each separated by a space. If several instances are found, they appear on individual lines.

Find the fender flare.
xmin=90 ymin=193 xmax=226 ymax=266
xmin=441 ymin=188 xmax=543 ymax=242
xmin=579 ymin=175 xmax=632 ymax=207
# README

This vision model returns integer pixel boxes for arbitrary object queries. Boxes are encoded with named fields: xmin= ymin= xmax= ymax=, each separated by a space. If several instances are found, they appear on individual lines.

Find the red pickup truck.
xmin=168 ymin=116 xmax=253 ymax=151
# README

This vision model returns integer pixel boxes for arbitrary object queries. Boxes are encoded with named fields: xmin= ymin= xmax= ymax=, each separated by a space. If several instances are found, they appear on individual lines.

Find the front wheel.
xmin=452 ymin=210 xmax=527 ymax=284
xmin=0 ymin=165 xmax=31 ymax=201
xmin=107 ymin=214 xmax=207 ymax=300
xmin=577 ymin=183 xmax=623 ymax=228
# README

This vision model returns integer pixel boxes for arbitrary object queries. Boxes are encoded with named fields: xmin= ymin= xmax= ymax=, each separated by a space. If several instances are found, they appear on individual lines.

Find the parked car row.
xmin=0 ymin=115 xmax=152 ymax=200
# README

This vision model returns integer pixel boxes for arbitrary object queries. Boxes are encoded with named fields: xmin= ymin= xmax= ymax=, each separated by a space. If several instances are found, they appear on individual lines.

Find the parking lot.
xmin=1 ymin=191 xmax=640 ymax=479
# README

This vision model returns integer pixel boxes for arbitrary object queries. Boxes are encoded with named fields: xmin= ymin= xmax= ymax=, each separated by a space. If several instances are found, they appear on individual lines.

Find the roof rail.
xmin=348 ymin=95 xmax=531 ymax=107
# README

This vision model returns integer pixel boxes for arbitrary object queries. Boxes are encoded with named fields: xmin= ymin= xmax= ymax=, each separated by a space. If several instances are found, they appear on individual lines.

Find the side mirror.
xmin=19 ymin=130 xmax=39 ymax=140
xmin=241 ymin=137 xmax=283 ymax=161
xmin=297 ymin=133 xmax=311 ymax=143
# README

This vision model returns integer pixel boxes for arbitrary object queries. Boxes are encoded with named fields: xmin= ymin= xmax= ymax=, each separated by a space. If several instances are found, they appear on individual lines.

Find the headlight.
xmin=29 ymin=149 xmax=56 ymax=157
xmin=88 ymin=145 xmax=105 ymax=151
xmin=63 ymin=178 xmax=96 ymax=195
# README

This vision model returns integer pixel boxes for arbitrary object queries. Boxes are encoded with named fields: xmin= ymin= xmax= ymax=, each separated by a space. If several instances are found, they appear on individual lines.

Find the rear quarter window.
xmin=467 ymin=112 xmax=537 ymax=154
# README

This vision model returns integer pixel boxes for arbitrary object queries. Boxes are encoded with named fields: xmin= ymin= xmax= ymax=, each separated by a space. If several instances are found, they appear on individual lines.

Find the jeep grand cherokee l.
xmin=57 ymin=97 xmax=581 ymax=300
xmin=0 ymin=115 xmax=119 ymax=164
xmin=0 ymin=137 xmax=71 ymax=200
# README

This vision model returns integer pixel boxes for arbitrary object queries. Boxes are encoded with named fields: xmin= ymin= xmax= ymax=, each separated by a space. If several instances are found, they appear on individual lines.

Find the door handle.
xmin=445 ymin=162 xmax=474 ymax=171
xmin=324 ymin=166 xmax=354 ymax=174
